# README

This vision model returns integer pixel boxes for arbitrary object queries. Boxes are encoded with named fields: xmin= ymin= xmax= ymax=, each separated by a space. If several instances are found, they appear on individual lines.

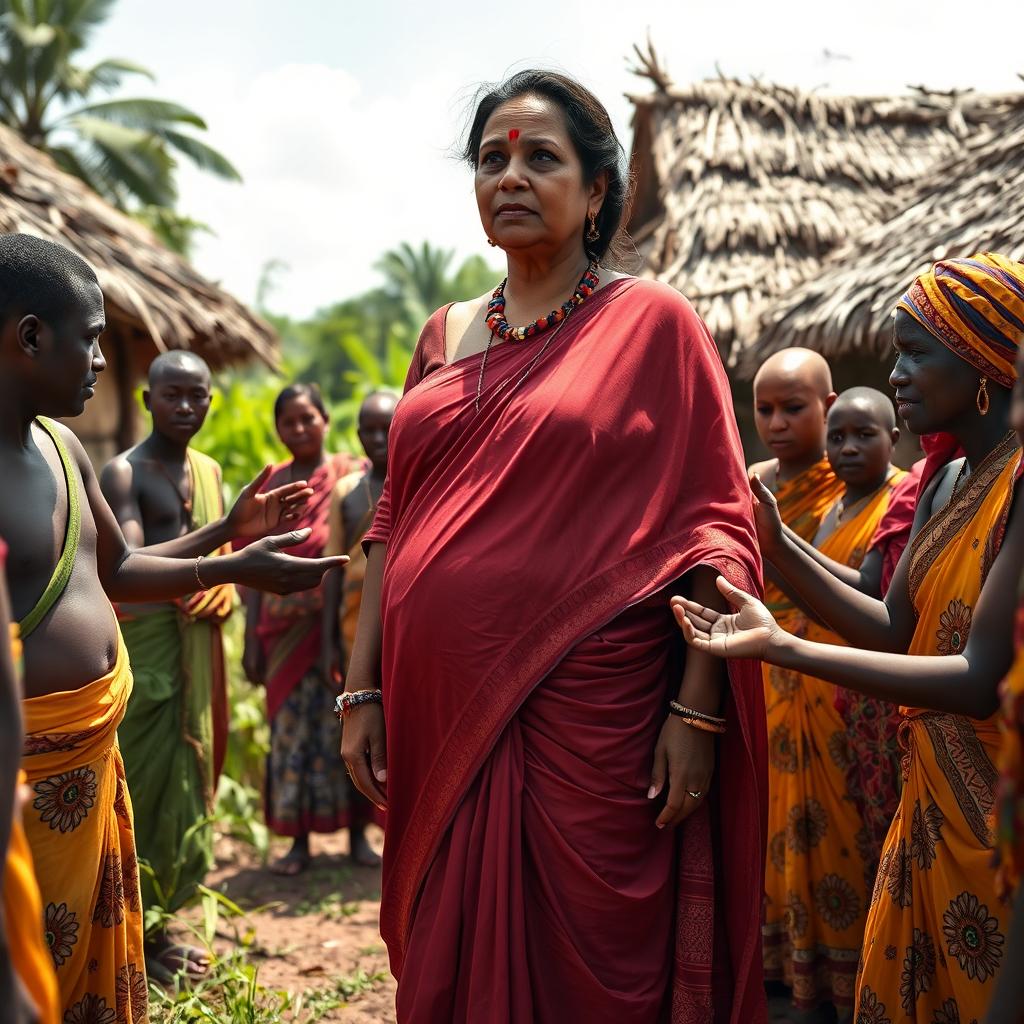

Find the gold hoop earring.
xmin=586 ymin=212 xmax=599 ymax=243
xmin=976 ymin=377 xmax=990 ymax=416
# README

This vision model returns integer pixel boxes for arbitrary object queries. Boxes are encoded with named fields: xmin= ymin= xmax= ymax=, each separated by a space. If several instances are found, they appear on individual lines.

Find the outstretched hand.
xmin=749 ymin=473 xmax=784 ymax=554
xmin=671 ymin=575 xmax=780 ymax=660
xmin=233 ymin=529 xmax=348 ymax=594
xmin=228 ymin=465 xmax=315 ymax=538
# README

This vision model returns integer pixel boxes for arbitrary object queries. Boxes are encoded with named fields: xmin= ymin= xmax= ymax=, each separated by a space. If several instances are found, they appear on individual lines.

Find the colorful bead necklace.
xmin=484 ymin=260 xmax=600 ymax=343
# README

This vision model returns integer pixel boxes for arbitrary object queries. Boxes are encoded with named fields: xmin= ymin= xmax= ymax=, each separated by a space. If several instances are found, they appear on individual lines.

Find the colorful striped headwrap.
xmin=895 ymin=252 xmax=1024 ymax=388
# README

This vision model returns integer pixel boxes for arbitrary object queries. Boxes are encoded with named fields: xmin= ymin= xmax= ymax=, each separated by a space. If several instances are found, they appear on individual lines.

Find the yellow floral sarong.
xmin=764 ymin=472 xmax=904 ymax=1010
xmin=5 ymin=625 xmax=60 ymax=1024
xmin=22 ymin=628 xmax=146 ymax=1022
xmin=856 ymin=433 xmax=1021 ymax=1024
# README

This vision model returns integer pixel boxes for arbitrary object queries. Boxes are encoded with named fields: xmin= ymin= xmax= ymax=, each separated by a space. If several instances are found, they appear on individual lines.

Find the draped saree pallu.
xmin=365 ymin=279 xmax=768 ymax=1024
xmin=242 ymin=453 xmax=362 ymax=836
xmin=763 ymin=471 xmax=904 ymax=1012
xmin=117 ymin=448 xmax=234 ymax=913
xmin=856 ymin=432 xmax=1021 ymax=1024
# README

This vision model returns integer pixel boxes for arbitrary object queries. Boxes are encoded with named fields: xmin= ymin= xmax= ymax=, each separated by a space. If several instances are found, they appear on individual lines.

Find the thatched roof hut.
xmin=626 ymin=43 xmax=1024 ymax=364
xmin=0 ymin=120 xmax=277 ymax=463
xmin=746 ymin=102 xmax=1024 ymax=375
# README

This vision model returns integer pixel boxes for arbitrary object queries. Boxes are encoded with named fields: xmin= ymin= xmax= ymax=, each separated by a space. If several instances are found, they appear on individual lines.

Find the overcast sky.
xmin=85 ymin=0 xmax=1024 ymax=317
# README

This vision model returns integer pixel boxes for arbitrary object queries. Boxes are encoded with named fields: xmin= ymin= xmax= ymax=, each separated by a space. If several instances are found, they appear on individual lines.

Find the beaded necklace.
xmin=475 ymin=261 xmax=600 ymax=412
xmin=484 ymin=260 xmax=600 ymax=342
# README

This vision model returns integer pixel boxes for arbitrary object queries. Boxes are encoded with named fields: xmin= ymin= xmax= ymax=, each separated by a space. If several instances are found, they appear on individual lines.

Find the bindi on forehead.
xmin=508 ymin=129 xmax=520 ymax=142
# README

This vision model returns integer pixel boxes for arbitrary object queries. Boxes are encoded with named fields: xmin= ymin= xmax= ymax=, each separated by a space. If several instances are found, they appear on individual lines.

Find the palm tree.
xmin=376 ymin=241 xmax=456 ymax=329
xmin=0 ymin=0 xmax=240 ymax=213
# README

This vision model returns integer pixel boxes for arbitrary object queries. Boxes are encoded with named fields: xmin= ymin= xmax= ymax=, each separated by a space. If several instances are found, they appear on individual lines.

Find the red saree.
xmin=364 ymin=279 xmax=767 ymax=1023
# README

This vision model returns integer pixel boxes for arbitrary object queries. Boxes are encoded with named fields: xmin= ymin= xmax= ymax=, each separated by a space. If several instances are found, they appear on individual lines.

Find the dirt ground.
xmin=180 ymin=827 xmax=396 ymax=1022
xmin=180 ymin=828 xmax=821 ymax=1024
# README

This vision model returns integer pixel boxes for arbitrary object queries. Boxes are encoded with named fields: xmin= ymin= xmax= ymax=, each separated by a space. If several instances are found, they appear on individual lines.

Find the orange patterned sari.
xmin=21 ymin=629 xmax=146 ymax=1022
xmin=4 ymin=624 xmax=60 ymax=1024
xmin=764 ymin=471 xmax=904 ymax=1011
xmin=856 ymin=433 xmax=1020 ymax=1024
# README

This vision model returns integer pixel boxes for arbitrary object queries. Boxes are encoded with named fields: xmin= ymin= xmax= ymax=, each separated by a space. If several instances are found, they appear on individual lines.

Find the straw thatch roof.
xmin=0 ymin=120 xmax=276 ymax=368
xmin=625 ymin=42 xmax=1024 ymax=362
xmin=746 ymin=99 xmax=1024 ymax=375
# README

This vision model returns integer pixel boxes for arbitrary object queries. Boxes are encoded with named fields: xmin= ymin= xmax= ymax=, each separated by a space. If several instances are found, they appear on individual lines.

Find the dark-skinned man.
xmin=0 ymin=233 xmax=346 ymax=1019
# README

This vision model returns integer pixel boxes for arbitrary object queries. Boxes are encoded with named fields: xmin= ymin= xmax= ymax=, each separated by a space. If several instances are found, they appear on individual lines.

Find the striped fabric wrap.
xmin=895 ymin=252 xmax=1024 ymax=388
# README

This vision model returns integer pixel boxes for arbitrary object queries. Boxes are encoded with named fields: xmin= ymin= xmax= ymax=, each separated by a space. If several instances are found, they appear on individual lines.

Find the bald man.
xmin=100 ymin=351 xmax=233 ymax=980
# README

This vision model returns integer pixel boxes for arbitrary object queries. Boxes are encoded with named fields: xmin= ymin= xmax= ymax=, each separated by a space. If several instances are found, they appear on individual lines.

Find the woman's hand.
xmin=671 ymin=575 xmax=781 ymax=660
xmin=341 ymin=703 xmax=388 ymax=810
xmin=750 ymin=474 xmax=784 ymax=556
xmin=649 ymin=717 xmax=714 ymax=828
xmin=228 ymin=465 xmax=315 ymax=538
xmin=242 ymin=634 xmax=265 ymax=686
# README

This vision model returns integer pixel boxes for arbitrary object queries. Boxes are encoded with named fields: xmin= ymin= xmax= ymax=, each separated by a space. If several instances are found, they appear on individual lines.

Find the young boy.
xmin=321 ymin=391 xmax=398 ymax=867
xmin=100 ymin=351 xmax=235 ymax=980
xmin=0 ymin=233 xmax=344 ymax=1017
xmin=761 ymin=387 xmax=905 ymax=1015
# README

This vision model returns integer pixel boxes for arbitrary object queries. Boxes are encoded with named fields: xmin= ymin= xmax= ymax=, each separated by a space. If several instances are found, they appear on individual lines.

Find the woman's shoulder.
xmin=613 ymin=276 xmax=699 ymax=315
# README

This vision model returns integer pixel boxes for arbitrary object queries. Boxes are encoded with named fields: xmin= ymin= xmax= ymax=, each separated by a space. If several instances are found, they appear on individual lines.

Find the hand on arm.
xmin=340 ymin=543 xmax=387 ymax=809
xmin=650 ymin=565 xmax=728 ymax=829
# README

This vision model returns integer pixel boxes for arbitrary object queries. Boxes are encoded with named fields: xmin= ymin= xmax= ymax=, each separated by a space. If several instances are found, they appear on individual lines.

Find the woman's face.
xmin=475 ymin=94 xmax=605 ymax=258
xmin=276 ymin=394 xmax=328 ymax=462
xmin=889 ymin=310 xmax=982 ymax=435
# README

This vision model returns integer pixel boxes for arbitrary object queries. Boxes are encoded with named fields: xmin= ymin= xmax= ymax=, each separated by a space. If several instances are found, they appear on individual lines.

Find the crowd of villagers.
xmin=1 ymin=66 xmax=1023 ymax=1024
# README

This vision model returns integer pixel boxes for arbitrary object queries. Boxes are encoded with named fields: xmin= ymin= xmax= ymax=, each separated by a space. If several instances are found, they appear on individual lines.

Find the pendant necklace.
xmin=475 ymin=260 xmax=599 ymax=412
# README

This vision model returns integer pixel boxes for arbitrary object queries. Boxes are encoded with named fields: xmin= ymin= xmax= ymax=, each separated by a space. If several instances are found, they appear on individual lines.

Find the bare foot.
xmin=146 ymin=932 xmax=210 ymax=984
xmin=270 ymin=846 xmax=310 ymax=876
xmin=350 ymin=828 xmax=382 ymax=868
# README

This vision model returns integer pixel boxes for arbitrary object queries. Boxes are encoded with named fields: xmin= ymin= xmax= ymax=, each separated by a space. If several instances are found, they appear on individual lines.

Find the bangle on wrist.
xmin=194 ymin=555 xmax=206 ymax=590
xmin=668 ymin=700 xmax=726 ymax=734
xmin=335 ymin=689 xmax=382 ymax=720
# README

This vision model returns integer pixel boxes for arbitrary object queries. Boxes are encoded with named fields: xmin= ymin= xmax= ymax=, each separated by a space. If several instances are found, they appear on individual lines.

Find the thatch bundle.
xmin=0 ymin=120 xmax=276 ymax=368
xmin=626 ymin=43 xmax=1024 ymax=362
xmin=747 ymin=103 xmax=1024 ymax=374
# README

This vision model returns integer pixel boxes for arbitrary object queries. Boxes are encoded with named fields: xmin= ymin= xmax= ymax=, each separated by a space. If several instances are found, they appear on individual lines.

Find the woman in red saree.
xmin=240 ymin=384 xmax=374 ymax=873
xmin=341 ymin=71 xmax=767 ymax=1023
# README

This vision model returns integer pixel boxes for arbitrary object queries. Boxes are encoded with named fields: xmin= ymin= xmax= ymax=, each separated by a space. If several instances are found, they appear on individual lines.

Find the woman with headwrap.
xmin=674 ymin=253 xmax=1024 ymax=1023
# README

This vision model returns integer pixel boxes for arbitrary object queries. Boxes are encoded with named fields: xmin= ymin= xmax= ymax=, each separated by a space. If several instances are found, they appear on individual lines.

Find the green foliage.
xmin=0 ymin=0 xmax=239 ymax=251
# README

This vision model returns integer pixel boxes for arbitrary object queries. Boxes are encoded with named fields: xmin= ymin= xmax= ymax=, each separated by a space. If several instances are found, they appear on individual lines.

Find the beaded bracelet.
xmin=668 ymin=701 xmax=726 ymax=727
xmin=194 ymin=555 xmax=207 ymax=590
xmin=334 ymin=689 xmax=383 ymax=721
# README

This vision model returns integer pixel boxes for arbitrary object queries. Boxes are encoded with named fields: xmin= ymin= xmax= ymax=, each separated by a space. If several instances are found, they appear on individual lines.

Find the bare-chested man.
xmin=0 ymin=233 xmax=344 ymax=1016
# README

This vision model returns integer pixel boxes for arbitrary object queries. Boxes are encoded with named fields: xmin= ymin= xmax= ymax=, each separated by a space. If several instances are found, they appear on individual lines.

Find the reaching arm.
xmin=99 ymin=458 xmax=313 ymax=558
xmin=66 ymin=428 xmax=345 ymax=601
xmin=776 ymin=523 xmax=884 ymax=596
xmin=674 ymin=489 xmax=1024 ymax=719
xmin=752 ymin=474 xmax=933 ymax=652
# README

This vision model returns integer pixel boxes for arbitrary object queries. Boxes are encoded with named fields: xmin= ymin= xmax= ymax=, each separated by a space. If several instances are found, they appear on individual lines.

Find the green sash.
xmin=19 ymin=418 xmax=80 ymax=638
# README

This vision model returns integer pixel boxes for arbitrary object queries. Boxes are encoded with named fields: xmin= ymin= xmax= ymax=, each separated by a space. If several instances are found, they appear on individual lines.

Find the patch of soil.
xmin=178 ymin=827 xmax=396 ymax=1022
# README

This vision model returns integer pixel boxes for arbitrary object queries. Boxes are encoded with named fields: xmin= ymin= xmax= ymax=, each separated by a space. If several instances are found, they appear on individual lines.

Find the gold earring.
xmin=586 ymin=212 xmax=599 ymax=243
xmin=487 ymin=238 xmax=497 ymax=247
xmin=976 ymin=377 xmax=990 ymax=416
